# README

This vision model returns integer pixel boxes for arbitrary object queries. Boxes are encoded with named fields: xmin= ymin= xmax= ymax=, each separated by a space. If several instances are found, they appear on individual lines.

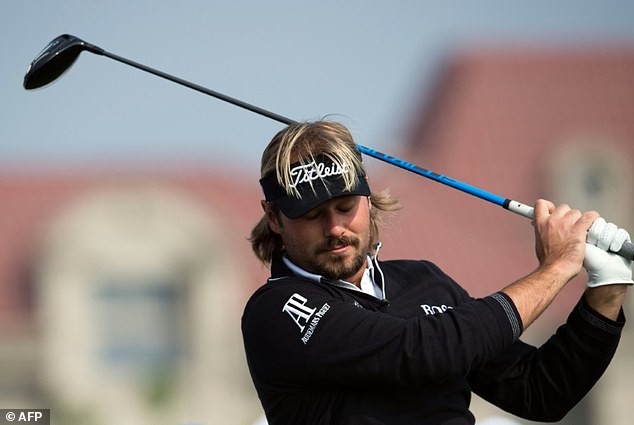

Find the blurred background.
xmin=2 ymin=1 xmax=634 ymax=424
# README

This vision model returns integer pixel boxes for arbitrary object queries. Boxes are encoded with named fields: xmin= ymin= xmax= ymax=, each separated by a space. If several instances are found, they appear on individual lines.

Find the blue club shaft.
xmin=356 ymin=145 xmax=508 ymax=206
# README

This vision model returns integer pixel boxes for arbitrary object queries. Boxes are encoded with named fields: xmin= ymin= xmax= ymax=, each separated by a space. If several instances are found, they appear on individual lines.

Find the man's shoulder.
xmin=243 ymin=276 xmax=330 ymax=313
xmin=247 ymin=275 xmax=314 ymax=298
xmin=379 ymin=258 xmax=468 ymax=296
xmin=379 ymin=258 xmax=448 ymax=277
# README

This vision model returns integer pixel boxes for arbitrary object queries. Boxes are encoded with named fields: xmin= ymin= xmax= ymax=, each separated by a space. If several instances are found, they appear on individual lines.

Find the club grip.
xmin=617 ymin=241 xmax=634 ymax=261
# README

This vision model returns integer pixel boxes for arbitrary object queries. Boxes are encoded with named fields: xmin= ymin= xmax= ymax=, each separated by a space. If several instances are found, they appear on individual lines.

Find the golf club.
xmin=24 ymin=34 xmax=634 ymax=260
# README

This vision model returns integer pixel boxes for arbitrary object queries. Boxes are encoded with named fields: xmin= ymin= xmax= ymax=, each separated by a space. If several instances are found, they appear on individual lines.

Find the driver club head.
xmin=24 ymin=34 xmax=104 ymax=90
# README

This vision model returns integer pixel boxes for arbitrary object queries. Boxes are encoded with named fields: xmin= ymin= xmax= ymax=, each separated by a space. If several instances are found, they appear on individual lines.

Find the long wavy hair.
xmin=249 ymin=120 xmax=400 ymax=265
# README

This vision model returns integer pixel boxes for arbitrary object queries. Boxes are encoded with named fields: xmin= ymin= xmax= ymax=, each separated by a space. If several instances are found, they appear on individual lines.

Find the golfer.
xmin=242 ymin=120 xmax=631 ymax=425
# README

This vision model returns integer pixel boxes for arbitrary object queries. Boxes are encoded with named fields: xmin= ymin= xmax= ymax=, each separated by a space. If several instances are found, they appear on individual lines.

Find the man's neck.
xmin=346 ymin=262 xmax=368 ymax=288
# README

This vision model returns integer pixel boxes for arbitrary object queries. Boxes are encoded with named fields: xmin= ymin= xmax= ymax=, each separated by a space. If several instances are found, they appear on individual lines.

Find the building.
xmin=1 ymin=46 xmax=633 ymax=424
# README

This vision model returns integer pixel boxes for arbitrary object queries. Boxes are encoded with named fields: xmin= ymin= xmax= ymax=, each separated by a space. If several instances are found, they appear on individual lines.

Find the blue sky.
xmin=2 ymin=1 xmax=634 ymax=176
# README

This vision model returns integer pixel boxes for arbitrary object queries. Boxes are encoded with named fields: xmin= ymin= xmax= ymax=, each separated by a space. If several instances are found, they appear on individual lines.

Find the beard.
xmin=312 ymin=235 xmax=369 ymax=281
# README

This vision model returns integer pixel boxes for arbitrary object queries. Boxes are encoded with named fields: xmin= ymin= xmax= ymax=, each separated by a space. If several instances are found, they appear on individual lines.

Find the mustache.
xmin=315 ymin=235 xmax=360 ymax=254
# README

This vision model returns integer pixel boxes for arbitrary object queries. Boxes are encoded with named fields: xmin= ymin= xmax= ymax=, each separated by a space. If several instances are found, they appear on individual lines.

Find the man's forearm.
xmin=508 ymin=199 xmax=596 ymax=331
xmin=502 ymin=265 xmax=576 ymax=330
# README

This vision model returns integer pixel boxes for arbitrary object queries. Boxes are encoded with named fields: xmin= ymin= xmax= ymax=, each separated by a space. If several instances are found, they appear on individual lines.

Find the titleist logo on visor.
xmin=289 ymin=160 xmax=350 ymax=188
xmin=259 ymin=153 xmax=370 ymax=218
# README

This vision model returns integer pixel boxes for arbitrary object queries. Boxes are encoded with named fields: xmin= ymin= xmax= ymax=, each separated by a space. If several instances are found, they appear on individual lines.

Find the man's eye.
xmin=303 ymin=212 xmax=320 ymax=220
xmin=338 ymin=204 xmax=355 ymax=213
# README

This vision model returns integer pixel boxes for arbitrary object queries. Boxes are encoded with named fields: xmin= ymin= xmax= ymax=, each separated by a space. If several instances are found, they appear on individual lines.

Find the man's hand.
xmin=584 ymin=217 xmax=634 ymax=287
xmin=533 ymin=200 xmax=599 ymax=281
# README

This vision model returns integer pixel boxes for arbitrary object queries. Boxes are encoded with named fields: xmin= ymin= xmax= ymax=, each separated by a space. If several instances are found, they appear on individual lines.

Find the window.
xmin=96 ymin=279 xmax=183 ymax=375
xmin=542 ymin=137 xmax=633 ymax=230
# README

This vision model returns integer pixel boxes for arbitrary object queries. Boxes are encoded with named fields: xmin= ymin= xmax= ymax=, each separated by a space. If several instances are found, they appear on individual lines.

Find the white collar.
xmin=282 ymin=255 xmax=383 ymax=299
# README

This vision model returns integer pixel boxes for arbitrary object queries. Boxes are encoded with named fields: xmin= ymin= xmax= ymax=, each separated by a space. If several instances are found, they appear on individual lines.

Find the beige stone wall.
xmin=28 ymin=185 xmax=260 ymax=425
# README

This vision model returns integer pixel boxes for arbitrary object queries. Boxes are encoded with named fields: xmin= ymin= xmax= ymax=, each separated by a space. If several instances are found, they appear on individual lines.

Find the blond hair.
xmin=250 ymin=120 xmax=400 ymax=265
xmin=263 ymin=120 xmax=364 ymax=198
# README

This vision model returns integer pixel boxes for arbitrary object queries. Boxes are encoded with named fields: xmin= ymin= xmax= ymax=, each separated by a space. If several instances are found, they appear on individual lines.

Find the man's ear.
xmin=261 ymin=200 xmax=282 ymax=234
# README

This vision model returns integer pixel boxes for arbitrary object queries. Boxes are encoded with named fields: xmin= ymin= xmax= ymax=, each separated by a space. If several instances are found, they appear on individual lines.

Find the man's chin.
xmin=317 ymin=255 xmax=365 ymax=281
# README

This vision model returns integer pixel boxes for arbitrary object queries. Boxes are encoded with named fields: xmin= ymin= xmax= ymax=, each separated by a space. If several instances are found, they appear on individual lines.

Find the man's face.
xmin=264 ymin=195 xmax=372 ymax=285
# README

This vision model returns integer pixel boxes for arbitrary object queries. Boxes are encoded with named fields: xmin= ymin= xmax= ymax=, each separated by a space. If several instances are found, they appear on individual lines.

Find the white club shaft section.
xmin=506 ymin=200 xmax=535 ymax=219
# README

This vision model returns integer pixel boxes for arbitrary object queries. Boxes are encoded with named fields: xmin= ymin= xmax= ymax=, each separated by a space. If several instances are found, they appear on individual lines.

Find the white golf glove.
xmin=584 ymin=217 xmax=634 ymax=287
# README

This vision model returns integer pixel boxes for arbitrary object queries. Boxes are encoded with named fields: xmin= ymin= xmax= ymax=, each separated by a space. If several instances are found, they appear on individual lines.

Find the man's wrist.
xmin=535 ymin=261 xmax=580 ymax=285
xmin=584 ymin=285 xmax=628 ymax=321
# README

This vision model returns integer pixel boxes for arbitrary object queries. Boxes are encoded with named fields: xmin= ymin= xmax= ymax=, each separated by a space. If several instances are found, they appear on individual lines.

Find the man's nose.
xmin=322 ymin=211 xmax=347 ymax=237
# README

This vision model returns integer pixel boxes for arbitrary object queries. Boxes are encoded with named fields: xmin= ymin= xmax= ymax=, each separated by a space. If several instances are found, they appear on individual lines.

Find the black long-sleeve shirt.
xmin=241 ymin=256 xmax=624 ymax=425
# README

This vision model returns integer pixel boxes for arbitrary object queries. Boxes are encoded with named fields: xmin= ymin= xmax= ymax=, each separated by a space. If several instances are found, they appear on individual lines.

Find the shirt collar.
xmin=282 ymin=255 xmax=382 ymax=299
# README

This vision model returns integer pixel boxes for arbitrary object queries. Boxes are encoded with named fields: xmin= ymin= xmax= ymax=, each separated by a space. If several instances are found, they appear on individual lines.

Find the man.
xmin=242 ymin=120 xmax=632 ymax=425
